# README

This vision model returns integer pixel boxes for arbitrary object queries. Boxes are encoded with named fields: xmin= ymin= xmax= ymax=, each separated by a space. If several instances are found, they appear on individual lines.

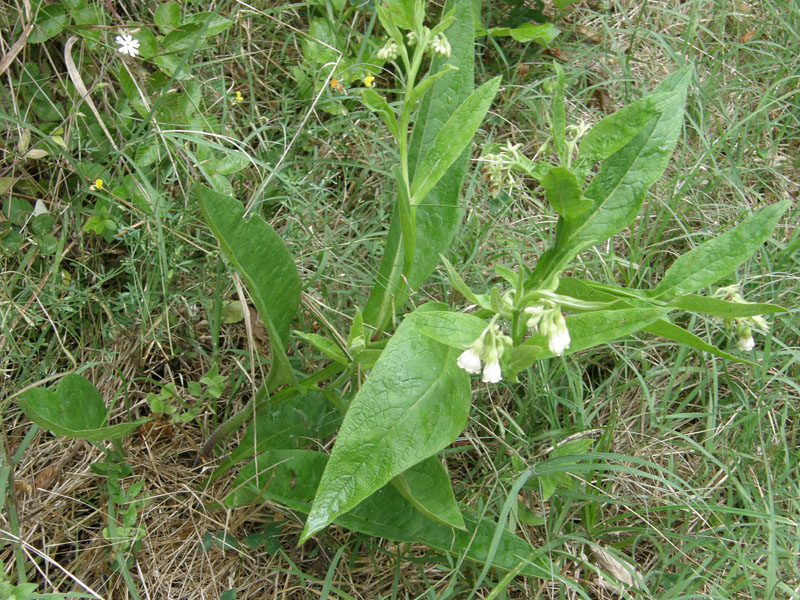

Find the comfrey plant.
xmin=192 ymin=0 xmax=787 ymax=576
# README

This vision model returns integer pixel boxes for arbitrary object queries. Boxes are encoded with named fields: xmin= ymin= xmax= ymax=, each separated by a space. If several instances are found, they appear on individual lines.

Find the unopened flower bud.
xmin=750 ymin=314 xmax=769 ymax=331
xmin=524 ymin=305 xmax=546 ymax=331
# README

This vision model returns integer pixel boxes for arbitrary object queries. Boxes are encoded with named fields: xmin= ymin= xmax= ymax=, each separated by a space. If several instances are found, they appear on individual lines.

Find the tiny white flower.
xmin=482 ymin=360 xmax=502 ymax=383
xmin=457 ymin=348 xmax=482 ymax=374
xmin=737 ymin=334 xmax=755 ymax=351
xmin=430 ymin=33 xmax=451 ymax=57
xmin=406 ymin=31 xmax=418 ymax=46
xmin=115 ymin=32 xmax=140 ymax=57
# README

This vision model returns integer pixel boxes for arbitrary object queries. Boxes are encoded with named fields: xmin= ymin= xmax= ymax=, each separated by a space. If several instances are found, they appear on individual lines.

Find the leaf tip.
xmin=297 ymin=529 xmax=312 ymax=546
xmin=299 ymin=509 xmax=330 ymax=544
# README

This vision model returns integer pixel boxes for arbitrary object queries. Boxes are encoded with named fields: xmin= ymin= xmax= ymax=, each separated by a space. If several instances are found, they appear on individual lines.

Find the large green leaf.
xmin=225 ymin=449 xmax=553 ymax=578
xmin=410 ymin=310 xmax=487 ymax=349
xmin=577 ymin=93 xmax=672 ymax=167
xmin=391 ymin=455 xmax=464 ymax=529
xmin=30 ymin=4 xmax=68 ymax=44
xmin=196 ymin=184 xmax=300 ymax=387
xmin=361 ymin=89 xmax=399 ymax=139
xmin=410 ymin=76 xmax=501 ymax=205
xmin=487 ymin=23 xmax=560 ymax=46
xmin=154 ymin=2 xmax=181 ymax=32
xmin=18 ymin=374 xmax=147 ymax=441
xmin=364 ymin=0 xmax=475 ymax=332
xmin=528 ymin=67 xmax=692 ymax=289
xmin=649 ymin=199 xmax=790 ymax=300
xmin=300 ymin=312 xmax=471 ymax=541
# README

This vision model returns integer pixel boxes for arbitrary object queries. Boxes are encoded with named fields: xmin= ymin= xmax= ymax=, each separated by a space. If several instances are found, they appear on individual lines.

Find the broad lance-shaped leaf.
xmin=300 ymin=313 xmax=471 ymax=542
xmin=410 ymin=76 xmax=500 ymax=205
xmin=577 ymin=92 xmax=675 ymax=167
xmin=528 ymin=67 xmax=692 ymax=289
xmin=207 ymin=391 xmax=341 ymax=484
xmin=487 ymin=22 xmax=560 ymax=46
xmin=225 ymin=449 xmax=553 ymax=578
xmin=364 ymin=0 xmax=475 ymax=332
xmin=196 ymin=184 xmax=300 ymax=387
xmin=649 ymin=199 xmax=790 ymax=300
xmin=19 ymin=374 xmax=147 ymax=441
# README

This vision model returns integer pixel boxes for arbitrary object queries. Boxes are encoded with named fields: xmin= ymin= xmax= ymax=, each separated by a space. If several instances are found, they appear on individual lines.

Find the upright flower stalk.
xmin=363 ymin=0 xmax=456 ymax=337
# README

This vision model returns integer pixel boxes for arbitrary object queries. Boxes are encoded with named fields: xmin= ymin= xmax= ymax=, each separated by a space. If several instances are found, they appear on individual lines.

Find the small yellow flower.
xmin=234 ymin=91 xmax=244 ymax=102
xmin=92 ymin=179 xmax=104 ymax=190
xmin=363 ymin=74 xmax=375 ymax=88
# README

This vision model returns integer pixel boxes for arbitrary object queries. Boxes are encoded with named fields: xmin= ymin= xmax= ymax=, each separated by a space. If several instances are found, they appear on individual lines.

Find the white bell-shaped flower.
xmin=737 ymin=335 xmax=755 ymax=352
xmin=548 ymin=310 xmax=571 ymax=356
xmin=457 ymin=347 xmax=483 ymax=374
xmin=482 ymin=360 xmax=502 ymax=383
xmin=736 ymin=321 xmax=754 ymax=351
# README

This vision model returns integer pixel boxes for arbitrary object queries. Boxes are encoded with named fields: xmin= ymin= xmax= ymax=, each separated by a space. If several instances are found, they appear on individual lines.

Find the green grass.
xmin=1 ymin=0 xmax=798 ymax=598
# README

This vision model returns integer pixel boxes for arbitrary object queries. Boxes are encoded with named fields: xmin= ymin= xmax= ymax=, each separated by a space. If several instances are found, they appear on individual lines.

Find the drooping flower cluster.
xmin=457 ymin=322 xmax=511 ymax=383
xmin=382 ymin=27 xmax=450 ymax=58
xmin=712 ymin=284 xmax=769 ymax=351
xmin=406 ymin=29 xmax=421 ymax=47
xmin=377 ymin=40 xmax=399 ymax=61
xmin=524 ymin=300 xmax=571 ymax=356
xmin=481 ymin=142 xmax=524 ymax=198
xmin=429 ymin=33 xmax=451 ymax=57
